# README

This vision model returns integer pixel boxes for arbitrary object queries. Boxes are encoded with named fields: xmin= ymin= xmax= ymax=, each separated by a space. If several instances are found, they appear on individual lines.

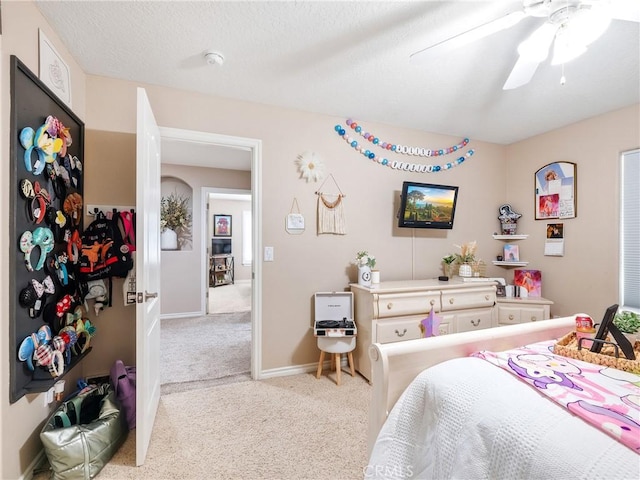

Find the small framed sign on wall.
xmin=214 ymin=214 xmax=232 ymax=237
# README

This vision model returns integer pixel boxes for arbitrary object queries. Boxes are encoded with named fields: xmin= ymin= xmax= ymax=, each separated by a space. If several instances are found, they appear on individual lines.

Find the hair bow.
xmin=32 ymin=276 xmax=55 ymax=298
xmin=67 ymin=308 xmax=83 ymax=327
xmin=83 ymin=319 xmax=96 ymax=337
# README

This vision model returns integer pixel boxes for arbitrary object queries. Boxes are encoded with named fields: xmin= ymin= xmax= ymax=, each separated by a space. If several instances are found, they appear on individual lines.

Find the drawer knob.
xmin=430 ymin=299 xmax=435 ymax=306
xmin=470 ymin=319 xmax=481 ymax=327
xmin=395 ymin=328 xmax=407 ymax=337
xmin=485 ymin=295 xmax=490 ymax=300
xmin=508 ymin=314 xmax=515 ymax=320
xmin=386 ymin=302 xmax=393 ymax=310
xmin=531 ymin=316 xmax=537 ymax=322
xmin=449 ymin=298 xmax=454 ymax=305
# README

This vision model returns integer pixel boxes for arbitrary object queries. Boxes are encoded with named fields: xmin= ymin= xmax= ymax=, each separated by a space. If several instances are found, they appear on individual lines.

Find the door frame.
xmin=158 ymin=127 xmax=262 ymax=380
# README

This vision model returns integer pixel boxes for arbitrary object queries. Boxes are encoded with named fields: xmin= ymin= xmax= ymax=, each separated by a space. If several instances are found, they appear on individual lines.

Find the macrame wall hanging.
xmin=316 ymin=174 xmax=346 ymax=235
xmin=333 ymin=118 xmax=475 ymax=173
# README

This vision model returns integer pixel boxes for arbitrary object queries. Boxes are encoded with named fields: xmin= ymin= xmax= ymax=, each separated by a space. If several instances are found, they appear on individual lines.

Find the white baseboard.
xmin=22 ymin=449 xmax=46 ymax=480
xmin=160 ymin=311 xmax=203 ymax=320
xmin=258 ymin=358 xmax=350 ymax=379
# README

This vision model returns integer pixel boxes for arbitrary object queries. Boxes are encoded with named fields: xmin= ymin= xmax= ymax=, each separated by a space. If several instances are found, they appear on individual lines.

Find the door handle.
xmin=144 ymin=290 xmax=158 ymax=301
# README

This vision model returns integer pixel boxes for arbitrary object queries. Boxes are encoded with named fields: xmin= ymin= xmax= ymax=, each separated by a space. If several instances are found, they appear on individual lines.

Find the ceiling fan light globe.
xmin=567 ymin=6 xmax=612 ymax=46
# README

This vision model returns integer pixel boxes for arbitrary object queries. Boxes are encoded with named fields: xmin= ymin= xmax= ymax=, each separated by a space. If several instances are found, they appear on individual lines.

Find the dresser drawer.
xmin=375 ymin=292 xmax=440 ymax=319
xmin=376 ymin=317 xmax=424 ymax=343
xmin=441 ymin=287 xmax=495 ymax=312
xmin=455 ymin=309 xmax=493 ymax=333
xmin=498 ymin=305 xmax=546 ymax=325
xmin=497 ymin=305 xmax=521 ymax=325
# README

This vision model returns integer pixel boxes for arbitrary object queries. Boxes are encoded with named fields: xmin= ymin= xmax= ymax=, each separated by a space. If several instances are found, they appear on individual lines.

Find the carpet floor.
xmin=209 ymin=279 xmax=251 ymax=314
xmin=161 ymin=312 xmax=251 ymax=394
xmin=36 ymin=373 xmax=371 ymax=480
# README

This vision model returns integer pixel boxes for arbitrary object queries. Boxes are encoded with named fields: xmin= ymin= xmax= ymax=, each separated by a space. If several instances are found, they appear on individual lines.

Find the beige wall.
xmin=505 ymin=105 xmax=640 ymax=318
xmin=1 ymin=1 xmax=639 ymax=478
xmin=1 ymin=2 xmax=88 ymax=477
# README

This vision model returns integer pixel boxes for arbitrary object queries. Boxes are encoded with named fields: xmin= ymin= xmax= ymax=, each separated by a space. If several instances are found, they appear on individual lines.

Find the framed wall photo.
xmin=214 ymin=214 xmax=232 ymax=237
xmin=503 ymin=244 xmax=520 ymax=262
xmin=38 ymin=29 xmax=72 ymax=107
xmin=535 ymin=161 xmax=577 ymax=219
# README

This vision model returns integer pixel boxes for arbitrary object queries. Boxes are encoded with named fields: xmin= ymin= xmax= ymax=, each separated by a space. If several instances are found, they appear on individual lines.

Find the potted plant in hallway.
xmin=160 ymin=192 xmax=192 ymax=250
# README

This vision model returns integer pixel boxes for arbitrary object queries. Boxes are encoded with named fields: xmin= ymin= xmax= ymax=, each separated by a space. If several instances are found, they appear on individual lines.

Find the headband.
xmin=18 ymin=334 xmax=37 ymax=371
xmin=19 ymin=126 xmax=48 ymax=175
xmin=67 ymin=229 xmax=82 ymax=264
xmin=20 ymin=180 xmax=51 ymax=224
xmin=19 ymin=227 xmax=54 ymax=271
xmin=19 ymin=276 xmax=55 ymax=318
xmin=63 ymin=193 xmax=83 ymax=226
xmin=48 ymin=350 xmax=65 ymax=377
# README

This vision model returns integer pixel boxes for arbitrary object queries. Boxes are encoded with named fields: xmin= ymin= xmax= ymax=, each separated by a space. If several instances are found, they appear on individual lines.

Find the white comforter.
xmin=367 ymin=357 xmax=640 ymax=480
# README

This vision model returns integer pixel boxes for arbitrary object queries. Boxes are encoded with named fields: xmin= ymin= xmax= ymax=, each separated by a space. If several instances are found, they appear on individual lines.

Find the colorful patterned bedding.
xmin=475 ymin=339 xmax=640 ymax=453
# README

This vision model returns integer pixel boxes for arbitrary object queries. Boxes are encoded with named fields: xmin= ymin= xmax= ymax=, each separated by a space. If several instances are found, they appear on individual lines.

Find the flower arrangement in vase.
xmin=355 ymin=251 xmax=376 ymax=286
xmin=453 ymin=241 xmax=478 ymax=277
xmin=160 ymin=193 xmax=192 ymax=250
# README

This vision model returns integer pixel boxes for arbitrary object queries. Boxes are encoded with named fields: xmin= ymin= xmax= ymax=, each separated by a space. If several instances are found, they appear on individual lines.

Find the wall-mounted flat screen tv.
xmin=212 ymin=238 xmax=232 ymax=255
xmin=398 ymin=181 xmax=459 ymax=230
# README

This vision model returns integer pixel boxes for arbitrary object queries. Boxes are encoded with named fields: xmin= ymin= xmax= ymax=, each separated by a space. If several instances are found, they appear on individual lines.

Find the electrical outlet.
xmin=44 ymin=387 xmax=54 ymax=406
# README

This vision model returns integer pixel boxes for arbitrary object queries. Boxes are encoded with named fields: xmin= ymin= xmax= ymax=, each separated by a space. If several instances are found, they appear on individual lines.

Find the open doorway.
xmin=158 ymin=127 xmax=262 ymax=393
xmin=207 ymin=191 xmax=252 ymax=315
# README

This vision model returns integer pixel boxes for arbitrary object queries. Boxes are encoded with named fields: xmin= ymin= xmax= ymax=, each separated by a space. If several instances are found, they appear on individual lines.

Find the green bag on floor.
xmin=40 ymin=383 xmax=128 ymax=480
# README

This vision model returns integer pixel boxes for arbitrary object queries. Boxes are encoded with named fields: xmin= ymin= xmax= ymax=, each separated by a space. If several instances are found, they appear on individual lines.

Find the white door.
xmin=135 ymin=87 xmax=162 ymax=466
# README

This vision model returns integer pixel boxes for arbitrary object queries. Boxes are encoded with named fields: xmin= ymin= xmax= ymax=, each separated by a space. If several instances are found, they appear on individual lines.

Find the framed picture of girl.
xmin=214 ymin=214 xmax=232 ymax=237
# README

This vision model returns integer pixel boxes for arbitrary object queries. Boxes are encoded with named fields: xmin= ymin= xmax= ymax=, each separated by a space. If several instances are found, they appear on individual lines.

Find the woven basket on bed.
xmin=553 ymin=331 xmax=640 ymax=374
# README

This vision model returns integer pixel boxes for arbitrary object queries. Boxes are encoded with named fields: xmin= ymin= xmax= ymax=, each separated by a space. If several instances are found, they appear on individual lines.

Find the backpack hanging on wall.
xmin=78 ymin=211 xmax=133 ymax=281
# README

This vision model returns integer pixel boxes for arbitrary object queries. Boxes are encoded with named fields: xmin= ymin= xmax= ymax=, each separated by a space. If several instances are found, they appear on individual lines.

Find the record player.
xmin=313 ymin=292 xmax=356 ymax=337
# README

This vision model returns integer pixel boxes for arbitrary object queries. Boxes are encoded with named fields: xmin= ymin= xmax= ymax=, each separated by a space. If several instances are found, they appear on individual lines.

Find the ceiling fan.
xmin=410 ymin=0 xmax=640 ymax=90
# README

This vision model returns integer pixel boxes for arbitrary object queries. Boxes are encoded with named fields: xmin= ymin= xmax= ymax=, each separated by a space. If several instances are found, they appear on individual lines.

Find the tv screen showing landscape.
xmin=398 ymin=181 xmax=459 ymax=230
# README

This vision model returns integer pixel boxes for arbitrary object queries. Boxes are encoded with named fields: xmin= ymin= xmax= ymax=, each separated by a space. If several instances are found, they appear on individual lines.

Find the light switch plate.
xmin=44 ymin=387 xmax=54 ymax=406
xmin=264 ymin=246 xmax=274 ymax=262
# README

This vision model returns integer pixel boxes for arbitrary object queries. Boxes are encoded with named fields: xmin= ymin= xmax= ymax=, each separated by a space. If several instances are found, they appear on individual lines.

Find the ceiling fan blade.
xmin=502 ymin=57 xmax=541 ymax=90
xmin=503 ymin=21 xmax=558 ymax=90
xmin=410 ymin=10 xmax=526 ymax=63
xmin=610 ymin=0 xmax=640 ymax=23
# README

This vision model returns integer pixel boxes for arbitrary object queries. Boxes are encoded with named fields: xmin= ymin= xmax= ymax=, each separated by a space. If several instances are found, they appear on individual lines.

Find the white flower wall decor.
xmin=295 ymin=151 xmax=325 ymax=182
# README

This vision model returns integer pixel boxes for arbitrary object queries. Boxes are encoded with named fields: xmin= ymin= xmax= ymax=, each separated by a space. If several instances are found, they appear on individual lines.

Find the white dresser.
xmin=351 ymin=279 xmax=497 ymax=382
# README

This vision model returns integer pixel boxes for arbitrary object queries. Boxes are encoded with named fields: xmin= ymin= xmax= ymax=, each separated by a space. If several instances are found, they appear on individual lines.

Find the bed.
xmin=366 ymin=316 xmax=640 ymax=479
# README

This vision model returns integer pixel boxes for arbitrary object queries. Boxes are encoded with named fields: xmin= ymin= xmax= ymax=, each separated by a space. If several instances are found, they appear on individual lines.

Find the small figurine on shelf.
xmin=498 ymin=204 xmax=522 ymax=235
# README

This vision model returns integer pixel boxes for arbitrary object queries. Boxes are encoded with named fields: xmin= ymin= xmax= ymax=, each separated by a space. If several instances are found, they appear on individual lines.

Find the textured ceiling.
xmin=35 ymin=0 xmax=640 ymax=149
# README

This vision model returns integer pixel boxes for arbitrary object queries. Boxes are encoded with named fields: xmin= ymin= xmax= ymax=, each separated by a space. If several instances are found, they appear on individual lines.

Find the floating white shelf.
xmin=492 ymin=261 xmax=529 ymax=267
xmin=492 ymin=234 xmax=529 ymax=240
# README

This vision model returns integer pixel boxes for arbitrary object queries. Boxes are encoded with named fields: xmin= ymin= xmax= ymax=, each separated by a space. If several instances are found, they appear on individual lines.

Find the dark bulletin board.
xmin=9 ymin=56 xmax=86 ymax=403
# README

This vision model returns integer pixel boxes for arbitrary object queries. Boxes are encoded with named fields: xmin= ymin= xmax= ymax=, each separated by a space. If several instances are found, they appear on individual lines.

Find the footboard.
xmin=367 ymin=316 xmax=577 ymax=453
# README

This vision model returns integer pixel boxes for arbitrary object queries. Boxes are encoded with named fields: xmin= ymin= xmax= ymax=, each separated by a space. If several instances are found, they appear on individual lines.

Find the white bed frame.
xmin=367 ymin=316 xmax=577 ymax=453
